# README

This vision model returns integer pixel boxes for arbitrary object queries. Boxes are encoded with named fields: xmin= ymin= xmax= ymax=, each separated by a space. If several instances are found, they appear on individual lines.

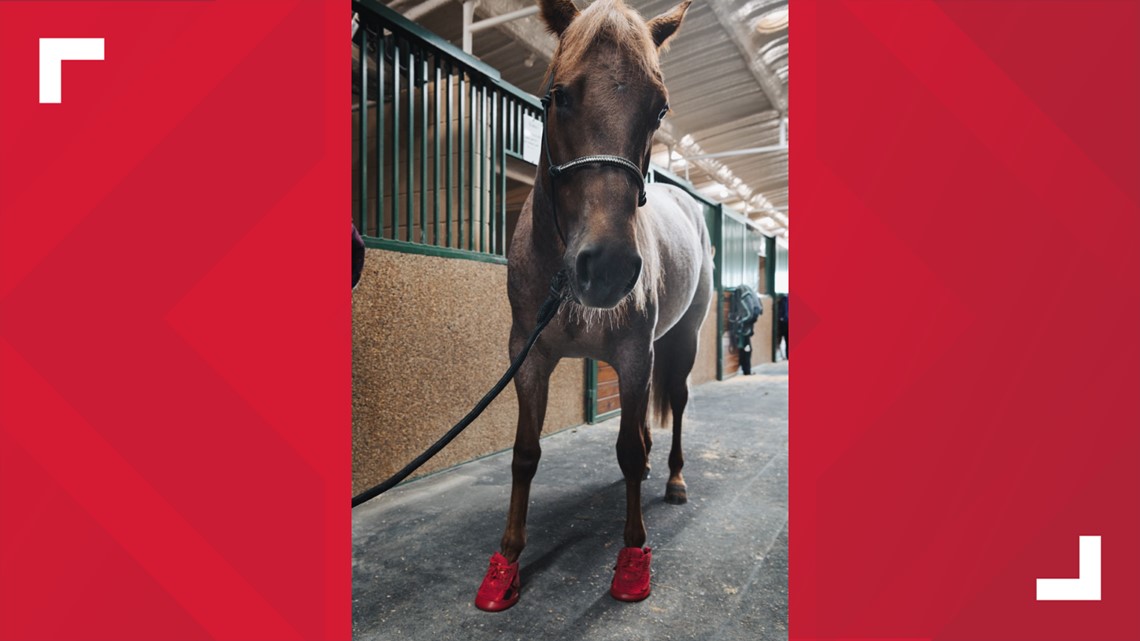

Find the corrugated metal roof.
xmin=382 ymin=0 xmax=788 ymax=234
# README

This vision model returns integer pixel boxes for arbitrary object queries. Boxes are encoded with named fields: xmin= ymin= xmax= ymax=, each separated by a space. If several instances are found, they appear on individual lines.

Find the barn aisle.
xmin=353 ymin=362 xmax=788 ymax=641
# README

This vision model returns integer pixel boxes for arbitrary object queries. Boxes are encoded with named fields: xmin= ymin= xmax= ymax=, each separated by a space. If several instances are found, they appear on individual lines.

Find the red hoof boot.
xmin=475 ymin=552 xmax=520 ymax=612
xmin=610 ymin=546 xmax=652 ymax=602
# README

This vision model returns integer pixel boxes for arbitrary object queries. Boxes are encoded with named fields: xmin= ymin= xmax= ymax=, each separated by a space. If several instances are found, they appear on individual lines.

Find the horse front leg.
xmin=610 ymin=342 xmax=653 ymax=602
xmin=474 ymin=331 xmax=556 ymax=612
xmin=501 ymin=337 xmax=555 ymax=562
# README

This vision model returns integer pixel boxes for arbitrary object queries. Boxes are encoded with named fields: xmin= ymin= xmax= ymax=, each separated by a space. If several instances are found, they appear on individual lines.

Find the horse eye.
xmin=554 ymin=88 xmax=570 ymax=109
xmin=658 ymin=106 xmax=669 ymax=121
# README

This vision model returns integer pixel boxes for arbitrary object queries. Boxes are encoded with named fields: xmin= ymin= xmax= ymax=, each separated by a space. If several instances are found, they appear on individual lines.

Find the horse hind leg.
xmin=663 ymin=379 xmax=690 ymax=504
xmin=652 ymin=324 xmax=700 ymax=505
xmin=641 ymin=420 xmax=652 ymax=480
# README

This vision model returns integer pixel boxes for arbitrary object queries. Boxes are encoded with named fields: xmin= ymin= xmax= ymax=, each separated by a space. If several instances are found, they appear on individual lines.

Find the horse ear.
xmin=538 ymin=0 xmax=580 ymax=37
xmin=647 ymin=0 xmax=691 ymax=49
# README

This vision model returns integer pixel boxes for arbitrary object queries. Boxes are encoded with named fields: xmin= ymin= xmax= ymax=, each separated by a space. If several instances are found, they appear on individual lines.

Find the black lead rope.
xmin=351 ymin=272 xmax=569 ymax=508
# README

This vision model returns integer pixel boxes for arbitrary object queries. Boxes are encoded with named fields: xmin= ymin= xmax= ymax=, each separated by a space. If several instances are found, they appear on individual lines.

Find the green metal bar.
xmin=492 ymin=92 xmax=498 ymax=255
xmin=713 ymin=204 xmax=725 ymax=380
xmin=433 ymin=56 xmax=441 ymax=247
xmin=362 ymin=236 xmax=508 ymax=265
xmin=467 ymin=78 xmax=475 ymax=252
xmin=511 ymin=101 xmax=518 ymax=154
xmin=405 ymin=43 xmax=414 ymax=243
xmin=585 ymin=360 xmax=597 ymax=424
xmin=596 ymin=408 xmax=621 ymax=422
xmin=376 ymin=33 xmax=385 ymax=239
xmin=499 ymin=91 xmax=507 ymax=256
xmin=358 ymin=26 xmax=368 ymax=237
xmin=504 ymin=96 xmax=512 ymax=154
xmin=646 ymin=164 xmax=720 ymax=209
xmin=457 ymin=71 xmax=465 ymax=250
xmin=391 ymin=37 xmax=401 ymax=241
xmin=446 ymin=61 xmax=453 ymax=249
xmin=766 ymin=235 xmax=777 ymax=361
xmin=488 ymin=89 xmax=494 ymax=255
xmin=479 ymin=84 xmax=487 ymax=254
xmin=420 ymin=53 xmax=428 ymax=244
xmin=497 ymin=91 xmax=506 ymax=254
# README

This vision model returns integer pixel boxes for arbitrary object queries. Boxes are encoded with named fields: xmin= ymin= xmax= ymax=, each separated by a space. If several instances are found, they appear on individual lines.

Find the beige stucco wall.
xmin=352 ymin=249 xmax=585 ymax=494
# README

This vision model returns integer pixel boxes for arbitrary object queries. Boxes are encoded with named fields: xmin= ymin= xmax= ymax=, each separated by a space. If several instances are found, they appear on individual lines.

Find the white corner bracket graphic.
xmin=1036 ymin=535 xmax=1101 ymax=601
xmin=39 ymin=38 xmax=104 ymax=104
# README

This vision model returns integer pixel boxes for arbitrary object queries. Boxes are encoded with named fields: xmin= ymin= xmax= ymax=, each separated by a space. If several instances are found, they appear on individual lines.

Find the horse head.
xmin=538 ymin=0 xmax=690 ymax=309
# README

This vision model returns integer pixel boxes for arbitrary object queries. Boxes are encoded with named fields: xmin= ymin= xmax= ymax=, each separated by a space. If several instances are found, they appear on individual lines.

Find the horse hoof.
xmin=475 ymin=552 xmax=521 ymax=612
xmin=611 ymin=546 xmax=652 ymax=602
xmin=664 ymin=483 xmax=687 ymax=505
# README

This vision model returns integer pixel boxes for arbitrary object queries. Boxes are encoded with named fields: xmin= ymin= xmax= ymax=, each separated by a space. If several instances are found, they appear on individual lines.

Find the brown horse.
xmin=474 ymin=0 xmax=712 ymax=611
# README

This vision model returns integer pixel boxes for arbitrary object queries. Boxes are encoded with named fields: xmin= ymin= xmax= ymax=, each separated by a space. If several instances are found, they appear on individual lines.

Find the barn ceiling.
xmin=380 ymin=0 xmax=789 ymax=237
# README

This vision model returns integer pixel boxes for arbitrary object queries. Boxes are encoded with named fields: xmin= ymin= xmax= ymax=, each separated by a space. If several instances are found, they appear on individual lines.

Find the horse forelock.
xmin=549 ymin=0 xmax=663 ymax=88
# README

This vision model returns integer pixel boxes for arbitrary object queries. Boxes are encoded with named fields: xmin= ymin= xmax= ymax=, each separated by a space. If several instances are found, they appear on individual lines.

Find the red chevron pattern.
xmin=0 ymin=2 xmax=348 ymax=639
xmin=795 ymin=1 xmax=1139 ymax=640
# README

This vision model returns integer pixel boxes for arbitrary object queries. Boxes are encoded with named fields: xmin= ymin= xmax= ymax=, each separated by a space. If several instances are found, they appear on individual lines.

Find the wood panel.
xmin=596 ymin=361 xmax=621 ymax=416
xmin=597 ymin=395 xmax=622 ymax=415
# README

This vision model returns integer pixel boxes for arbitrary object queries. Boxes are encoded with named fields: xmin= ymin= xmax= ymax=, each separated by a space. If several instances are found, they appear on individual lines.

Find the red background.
xmin=1 ymin=1 xmax=1137 ymax=640
xmin=0 ymin=1 xmax=349 ymax=640
xmin=794 ymin=1 xmax=1139 ymax=640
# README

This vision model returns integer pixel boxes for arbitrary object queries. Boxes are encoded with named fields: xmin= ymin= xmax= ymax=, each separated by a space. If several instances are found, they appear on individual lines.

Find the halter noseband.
xmin=539 ymin=74 xmax=649 ymax=247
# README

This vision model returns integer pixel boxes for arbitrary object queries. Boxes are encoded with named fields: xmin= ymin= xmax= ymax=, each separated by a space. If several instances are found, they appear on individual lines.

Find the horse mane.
xmin=631 ymin=207 xmax=663 ymax=311
xmin=546 ymin=0 xmax=664 ymax=88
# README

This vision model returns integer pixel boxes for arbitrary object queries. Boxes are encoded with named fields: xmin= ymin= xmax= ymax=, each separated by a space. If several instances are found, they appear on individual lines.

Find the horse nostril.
xmin=575 ymin=247 xmax=597 ymax=290
xmin=629 ymin=256 xmax=643 ymax=286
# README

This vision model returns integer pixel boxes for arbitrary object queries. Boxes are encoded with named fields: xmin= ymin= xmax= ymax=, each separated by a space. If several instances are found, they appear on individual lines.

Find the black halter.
xmin=539 ymin=75 xmax=649 ymax=247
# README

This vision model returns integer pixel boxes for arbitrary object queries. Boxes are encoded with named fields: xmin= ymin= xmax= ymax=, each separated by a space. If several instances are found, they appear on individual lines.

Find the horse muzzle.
xmin=571 ymin=244 xmax=643 ymax=309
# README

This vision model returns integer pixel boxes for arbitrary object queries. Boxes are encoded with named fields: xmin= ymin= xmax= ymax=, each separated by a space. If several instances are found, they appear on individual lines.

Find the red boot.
xmin=474 ymin=552 xmax=520 ymax=612
xmin=610 ymin=546 xmax=652 ymax=602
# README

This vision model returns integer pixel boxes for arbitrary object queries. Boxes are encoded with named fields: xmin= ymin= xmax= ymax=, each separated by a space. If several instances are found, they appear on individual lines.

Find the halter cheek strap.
xmin=539 ymin=76 xmax=649 ymax=247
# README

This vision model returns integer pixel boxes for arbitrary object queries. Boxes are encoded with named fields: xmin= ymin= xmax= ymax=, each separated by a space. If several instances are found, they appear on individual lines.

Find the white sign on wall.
xmin=522 ymin=114 xmax=543 ymax=165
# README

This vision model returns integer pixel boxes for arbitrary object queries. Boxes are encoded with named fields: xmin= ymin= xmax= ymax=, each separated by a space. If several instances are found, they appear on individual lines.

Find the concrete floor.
xmin=352 ymin=361 xmax=788 ymax=641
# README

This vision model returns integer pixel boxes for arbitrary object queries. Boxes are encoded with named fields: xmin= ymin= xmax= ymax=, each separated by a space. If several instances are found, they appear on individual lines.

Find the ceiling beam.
xmin=705 ymin=0 xmax=787 ymax=114
xmin=470 ymin=0 xmax=558 ymax=60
